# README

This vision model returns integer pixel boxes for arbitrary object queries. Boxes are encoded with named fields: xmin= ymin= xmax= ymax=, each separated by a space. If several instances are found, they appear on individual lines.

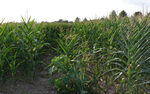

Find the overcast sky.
xmin=0 ymin=0 xmax=150 ymax=22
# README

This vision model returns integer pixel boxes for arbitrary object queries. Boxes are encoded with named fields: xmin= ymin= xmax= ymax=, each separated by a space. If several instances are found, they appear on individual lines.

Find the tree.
xmin=64 ymin=20 xmax=68 ymax=23
xmin=58 ymin=19 xmax=63 ymax=23
xmin=69 ymin=21 xmax=73 ymax=23
xmin=83 ymin=18 xmax=88 ymax=22
xmin=119 ymin=10 xmax=127 ymax=18
xmin=134 ymin=11 xmax=143 ymax=17
xmin=75 ymin=17 xmax=80 ymax=22
xmin=100 ymin=17 xmax=105 ymax=21
xmin=109 ymin=10 xmax=117 ymax=19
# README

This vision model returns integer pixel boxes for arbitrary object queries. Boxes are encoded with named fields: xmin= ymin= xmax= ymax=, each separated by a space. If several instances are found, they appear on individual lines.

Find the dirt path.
xmin=0 ymin=54 xmax=57 ymax=94
xmin=0 ymin=76 xmax=56 ymax=94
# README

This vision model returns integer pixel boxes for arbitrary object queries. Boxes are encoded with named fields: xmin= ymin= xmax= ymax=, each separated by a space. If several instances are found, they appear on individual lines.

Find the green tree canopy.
xmin=100 ymin=17 xmax=105 ymax=21
xmin=119 ymin=10 xmax=127 ymax=17
xmin=109 ymin=10 xmax=117 ymax=20
xmin=75 ymin=17 xmax=81 ymax=22
xmin=83 ymin=18 xmax=88 ymax=22
xmin=58 ymin=19 xmax=63 ymax=22
xmin=57 ymin=19 xmax=69 ymax=23
xmin=134 ymin=11 xmax=143 ymax=17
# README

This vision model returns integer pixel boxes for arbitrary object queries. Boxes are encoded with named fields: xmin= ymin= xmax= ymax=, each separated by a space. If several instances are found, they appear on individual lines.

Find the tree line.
xmin=52 ymin=10 xmax=150 ymax=23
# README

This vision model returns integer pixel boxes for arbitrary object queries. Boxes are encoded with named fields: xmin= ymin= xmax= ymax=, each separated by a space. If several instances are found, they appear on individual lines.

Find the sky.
xmin=0 ymin=0 xmax=150 ymax=23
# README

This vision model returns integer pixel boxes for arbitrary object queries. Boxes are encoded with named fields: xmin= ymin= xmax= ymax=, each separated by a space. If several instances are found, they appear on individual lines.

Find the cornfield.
xmin=0 ymin=15 xmax=150 ymax=94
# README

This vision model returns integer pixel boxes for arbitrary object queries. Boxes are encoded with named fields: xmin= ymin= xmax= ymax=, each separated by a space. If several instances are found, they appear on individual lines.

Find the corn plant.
xmin=48 ymin=20 xmax=110 ymax=93
xmin=48 ymin=31 xmax=82 ymax=93
xmin=0 ymin=17 xmax=50 ymax=86
xmin=0 ymin=21 xmax=15 ymax=84
xmin=104 ymin=17 xmax=150 ymax=93
xmin=13 ymin=17 xmax=49 ymax=79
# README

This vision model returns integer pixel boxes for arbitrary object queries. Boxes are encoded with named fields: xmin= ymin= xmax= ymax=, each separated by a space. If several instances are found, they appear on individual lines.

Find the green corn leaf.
xmin=0 ymin=23 xmax=8 ymax=36
xmin=3 ymin=30 xmax=14 ymax=42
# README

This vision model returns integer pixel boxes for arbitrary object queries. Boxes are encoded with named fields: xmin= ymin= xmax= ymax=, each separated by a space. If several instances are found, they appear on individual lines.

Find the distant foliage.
xmin=58 ymin=19 xmax=63 ymax=22
xmin=57 ymin=19 xmax=69 ymax=23
xmin=51 ymin=19 xmax=73 ymax=23
xmin=109 ymin=10 xmax=117 ymax=20
xmin=119 ymin=10 xmax=127 ymax=18
xmin=100 ymin=17 xmax=105 ymax=21
xmin=63 ymin=20 xmax=68 ymax=23
xmin=83 ymin=18 xmax=88 ymax=22
xmin=134 ymin=11 xmax=143 ymax=17
xmin=75 ymin=17 xmax=81 ymax=22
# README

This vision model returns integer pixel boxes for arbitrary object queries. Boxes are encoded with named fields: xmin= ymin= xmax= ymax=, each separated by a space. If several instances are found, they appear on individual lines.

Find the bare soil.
xmin=0 ymin=54 xmax=57 ymax=94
